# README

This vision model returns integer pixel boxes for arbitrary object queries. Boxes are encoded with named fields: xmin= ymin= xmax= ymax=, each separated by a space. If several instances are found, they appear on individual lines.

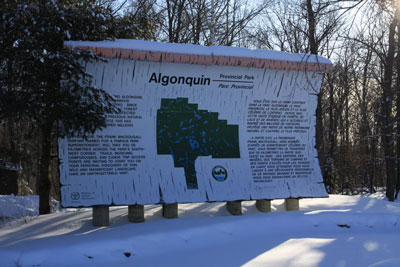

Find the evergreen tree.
xmin=0 ymin=0 xmax=119 ymax=214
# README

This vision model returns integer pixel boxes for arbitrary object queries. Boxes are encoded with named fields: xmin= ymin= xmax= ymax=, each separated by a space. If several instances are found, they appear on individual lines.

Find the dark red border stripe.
xmin=66 ymin=46 xmax=333 ymax=73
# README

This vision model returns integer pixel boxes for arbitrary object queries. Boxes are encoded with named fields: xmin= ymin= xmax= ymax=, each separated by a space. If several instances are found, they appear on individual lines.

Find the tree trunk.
xmin=38 ymin=124 xmax=52 ymax=214
xmin=167 ymin=0 xmax=174 ymax=43
xmin=383 ymin=14 xmax=397 ymax=202
xmin=305 ymin=0 xmax=326 ymax=191
xmin=325 ymin=73 xmax=335 ymax=193
xmin=306 ymin=0 xmax=318 ymax=55
xmin=371 ymin=136 xmax=376 ymax=193
xmin=396 ymin=22 xmax=400 ymax=200
xmin=193 ymin=2 xmax=202 ymax=44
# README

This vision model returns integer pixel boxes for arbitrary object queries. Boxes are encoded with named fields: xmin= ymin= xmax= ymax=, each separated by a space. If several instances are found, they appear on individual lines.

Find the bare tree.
xmin=158 ymin=0 xmax=265 ymax=46
xmin=255 ymin=0 xmax=363 ymax=192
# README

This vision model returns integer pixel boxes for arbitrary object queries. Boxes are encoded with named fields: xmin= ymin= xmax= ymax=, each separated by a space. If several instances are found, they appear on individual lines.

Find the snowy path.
xmin=1 ymin=195 xmax=400 ymax=267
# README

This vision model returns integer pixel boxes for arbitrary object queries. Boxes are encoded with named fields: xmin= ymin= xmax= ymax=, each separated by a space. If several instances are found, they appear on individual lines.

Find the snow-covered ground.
xmin=0 ymin=195 xmax=38 ymax=226
xmin=0 ymin=193 xmax=399 ymax=267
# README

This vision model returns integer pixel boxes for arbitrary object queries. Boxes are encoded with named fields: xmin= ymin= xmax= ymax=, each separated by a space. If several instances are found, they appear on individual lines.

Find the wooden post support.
xmin=128 ymin=204 xmax=145 ymax=223
xmin=162 ymin=203 xmax=178 ymax=219
xmin=256 ymin=199 xmax=271 ymax=212
xmin=92 ymin=205 xmax=109 ymax=226
xmin=285 ymin=198 xmax=300 ymax=211
xmin=226 ymin=201 xmax=242 ymax=215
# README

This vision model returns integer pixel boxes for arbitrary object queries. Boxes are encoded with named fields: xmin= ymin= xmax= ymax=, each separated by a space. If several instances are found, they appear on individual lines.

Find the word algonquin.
xmin=148 ymin=72 xmax=211 ymax=87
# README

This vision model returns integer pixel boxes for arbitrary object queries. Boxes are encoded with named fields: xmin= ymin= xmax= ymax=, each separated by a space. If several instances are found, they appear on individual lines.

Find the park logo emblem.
xmin=212 ymin=166 xmax=228 ymax=182
xmin=71 ymin=192 xmax=80 ymax=200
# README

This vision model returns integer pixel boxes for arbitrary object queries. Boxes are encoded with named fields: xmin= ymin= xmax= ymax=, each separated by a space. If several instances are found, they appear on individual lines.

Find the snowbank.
xmin=0 ymin=195 xmax=38 ymax=223
xmin=0 ymin=194 xmax=400 ymax=267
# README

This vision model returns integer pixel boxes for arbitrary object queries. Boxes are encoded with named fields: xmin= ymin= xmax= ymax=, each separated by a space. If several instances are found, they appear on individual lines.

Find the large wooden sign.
xmin=59 ymin=40 xmax=333 ymax=207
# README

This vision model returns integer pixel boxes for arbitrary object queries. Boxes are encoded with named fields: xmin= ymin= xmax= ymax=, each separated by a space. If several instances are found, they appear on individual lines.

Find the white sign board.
xmin=60 ymin=40 xmax=331 ymax=207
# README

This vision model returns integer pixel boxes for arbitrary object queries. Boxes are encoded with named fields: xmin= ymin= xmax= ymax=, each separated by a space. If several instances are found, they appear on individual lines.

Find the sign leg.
xmin=128 ymin=205 xmax=145 ymax=223
xmin=256 ymin=199 xmax=271 ymax=212
xmin=162 ymin=203 xmax=178 ymax=219
xmin=226 ymin=201 xmax=242 ymax=215
xmin=285 ymin=198 xmax=300 ymax=211
xmin=92 ymin=205 xmax=109 ymax=226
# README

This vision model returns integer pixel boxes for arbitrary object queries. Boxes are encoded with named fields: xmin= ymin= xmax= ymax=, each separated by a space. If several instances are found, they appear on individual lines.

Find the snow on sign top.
xmin=64 ymin=39 xmax=333 ymax=73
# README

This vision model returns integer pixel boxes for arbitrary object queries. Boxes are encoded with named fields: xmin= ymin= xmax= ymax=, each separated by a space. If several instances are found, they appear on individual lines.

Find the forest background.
xmin=2 ymin=0 xmax=400 ymax=214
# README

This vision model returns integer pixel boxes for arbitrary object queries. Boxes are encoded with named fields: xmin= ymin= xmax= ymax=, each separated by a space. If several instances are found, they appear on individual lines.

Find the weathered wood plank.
xmin=60 ymin=41 xmax=331 ymax=208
